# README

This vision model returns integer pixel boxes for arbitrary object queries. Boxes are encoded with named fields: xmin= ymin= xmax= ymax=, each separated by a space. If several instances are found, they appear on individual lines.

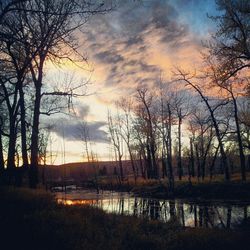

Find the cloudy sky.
xmin=45 ymin=0 xmax=219 ymax=164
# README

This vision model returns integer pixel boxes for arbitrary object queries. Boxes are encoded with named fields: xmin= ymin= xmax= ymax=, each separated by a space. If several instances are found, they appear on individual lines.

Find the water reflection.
xmin=56 ymin=190 xmax=250 ymax=229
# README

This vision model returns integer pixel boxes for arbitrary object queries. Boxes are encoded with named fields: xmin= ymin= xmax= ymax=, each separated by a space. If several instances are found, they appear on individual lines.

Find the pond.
xmin=55 ymin=189 xmax=250 ymax=229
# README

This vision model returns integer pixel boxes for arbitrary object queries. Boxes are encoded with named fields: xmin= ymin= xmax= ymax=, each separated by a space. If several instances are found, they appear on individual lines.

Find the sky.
xmin=43 ymin=0 xmax=219 ymax=164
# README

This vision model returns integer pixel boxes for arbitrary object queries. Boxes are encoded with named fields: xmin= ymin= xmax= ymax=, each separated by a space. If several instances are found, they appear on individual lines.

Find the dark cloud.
xmin=160 ymin=22 xmax=188 ymax=45
xmin=81 ymin=0 xmax=191 ymax=88
xmin=95 ymin=51 xmax=124 ymax=64
xmin=41 ymin=102 xmax=108 ymax=143
xmin=134 ymin=76 xmax=157 ymax=86
xmin=124 ymin=36 xmax=144 ymax=48
xmin=50 ymin=119 xmax=108 ymax=143
xmin=139 ymin=62 xmax=159 ymax=73
xmin=150 ymin=0 xmax=178 ymax=28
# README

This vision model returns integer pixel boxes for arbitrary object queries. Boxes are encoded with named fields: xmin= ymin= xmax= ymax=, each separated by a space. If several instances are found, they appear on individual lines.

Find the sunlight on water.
xmin=58 ymin=199 xmax=98 ymax=206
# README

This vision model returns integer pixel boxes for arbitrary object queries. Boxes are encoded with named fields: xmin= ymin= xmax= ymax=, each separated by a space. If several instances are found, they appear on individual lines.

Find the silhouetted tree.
xmin=116 ymin=97 xmax=138 ymax=182
xmin=172 ymin=89 xmax=191 ymax=180
xmin=175 ymin=69 xmax=231 ymax=181
xmin=135 ymin=87 xmax=159 ymax=179
xmin=108 ymin=110 xmax=124 ymax=182
xmin=209 ymin=0 xmax=250 ymax=82
xmin=206 ymin=56 xmax=247 ymax=181
xmin=0 ymin=0 xmax=112 ymax=188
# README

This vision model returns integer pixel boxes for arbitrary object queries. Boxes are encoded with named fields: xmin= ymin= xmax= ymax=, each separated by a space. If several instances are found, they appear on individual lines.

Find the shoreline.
xmin=53 ymin=186 xmax=250 ymax=204
xmin=87 ymin=179 xmax=250 ymax=201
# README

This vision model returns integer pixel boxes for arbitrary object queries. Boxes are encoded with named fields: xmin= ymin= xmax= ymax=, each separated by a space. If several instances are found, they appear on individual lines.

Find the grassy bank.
xmin=97 ymin=174 xmax=250 ymax=200
xmin=1 ymin=187 xmax=250 ymax=250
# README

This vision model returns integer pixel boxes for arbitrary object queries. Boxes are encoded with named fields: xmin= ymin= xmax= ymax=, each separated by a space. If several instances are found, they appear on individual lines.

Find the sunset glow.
xmin=43 ymin=0 xmax=220 ymax=164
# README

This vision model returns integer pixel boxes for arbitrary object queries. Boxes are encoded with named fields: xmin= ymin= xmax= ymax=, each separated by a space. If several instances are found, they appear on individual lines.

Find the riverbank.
xmin=1 ymin=187 xmax=250 ymax=250
xmin=96 ymin=174 xmax=250 ymax=200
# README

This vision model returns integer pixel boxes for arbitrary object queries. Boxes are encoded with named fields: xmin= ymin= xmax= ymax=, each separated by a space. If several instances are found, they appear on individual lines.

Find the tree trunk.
xmin=0 ymin=132 xmax=4 ymax=171
xmin=200 ymin=132 xmax=205 ymax=180
xmin=162 ymin=149 xmax=167 ymax=178
xmin=29 ymin=55 xmax=46 ymax=188
xmin=209 ymin=145 xmax=219 ymax=181
xmin=139 ymin=152 xmax=146 ymax=179
xmin=30 ymin=83 xmax=41 ymax=188
xmin=7 ymin=117 xmax=17 ymax=170
xmin=150 ymin=141 xmax=158 ymax=179
xmin=146 ymin=143 xmax=153 ymax=179
xmin=118 ymin=152 xmax=123 ymax=181
xmin=167 ymin=103 xmax=174 ymax=191
xmin=201 ymin=130 xmax=213 ymax=181
xmin=187 ymin=158 xmax=192 ymax=184
xmin=232 ymin=96 xmax=246 ymax=181
xmin=195 ymin=143 xmax=201 ymax=181
xmin=190 ymin=138 xmax=195 ymax=177
xmin=177 ymin=115 xmax=183 ymax=180
xmin=128 ymin=147 xmax=137 ymax=182
xmin=18 ymin=85 xmax=28 ymax=168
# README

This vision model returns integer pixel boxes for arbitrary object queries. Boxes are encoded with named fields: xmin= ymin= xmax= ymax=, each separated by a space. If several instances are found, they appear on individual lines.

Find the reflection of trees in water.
xmin=92 ymin=195 xmax=249 ymax=229
xmin=169 ymin=200 xmax=176 ymax=220
xmin=177 ymin=203 xmax=185 ymax=227
xmin=244 ymin=205 xmax=248 ymax=220
xmin=149 ymin=200 xmax=160 ymax=220
xmin=191 ymin=204 xmax=198 ymax=227
xmin=227 ymin=206 xmax=232 ymax=228
xmin=131 ymin=198 xmax=161 ymax=220
xmin=118 ymin=197 xmax=124 ymax=215
xmin=133 ymin=198 xmax=138 ymax=217
xmin=190 ymin=204 xmax=232 ymax=229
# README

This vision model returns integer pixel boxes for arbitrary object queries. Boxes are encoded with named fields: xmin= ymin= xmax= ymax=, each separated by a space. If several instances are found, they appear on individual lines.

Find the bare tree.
xmin=204 ymin=0 xmax=250 ymax=180
xmin=175 ymin=69 xmax=231 ymax=181
xmin=157 ymin=82 xmax=175 ymax=189
xmin=133 ymin=118 xmax=148 ymax=179
xmin=187 ymin=119 xmax=197 ymax=179
xmin=188 ymin=106 xmax=214 ymax=181
xmin=135 ymin=87 xmax=159 ymax=179
xmin=172 ymin=89 xmax=191 ymax=180
xmin=116 ymin=97 xmax=138 ymax=182
xmin=0 ymin=0 xmax=112 ymax=188
xmin=209 ymin=0 xmax=250 ymax=82
xmin=77 ymin=120 xmax=91 ymax=163
xmin=0 ymin=11 xmax=32 ymax=169
xmin=107 ymin=110 xmax=124 ymax=182
xmin=206 ymin=58 xmax=247 ymax=181
xmin=0 ymin=71 xmax=20 ymax=171
xmin=0 ymin=93 xmax=8 ymax=171
xmin=239 ymin=99 xmax=250 ymax=152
